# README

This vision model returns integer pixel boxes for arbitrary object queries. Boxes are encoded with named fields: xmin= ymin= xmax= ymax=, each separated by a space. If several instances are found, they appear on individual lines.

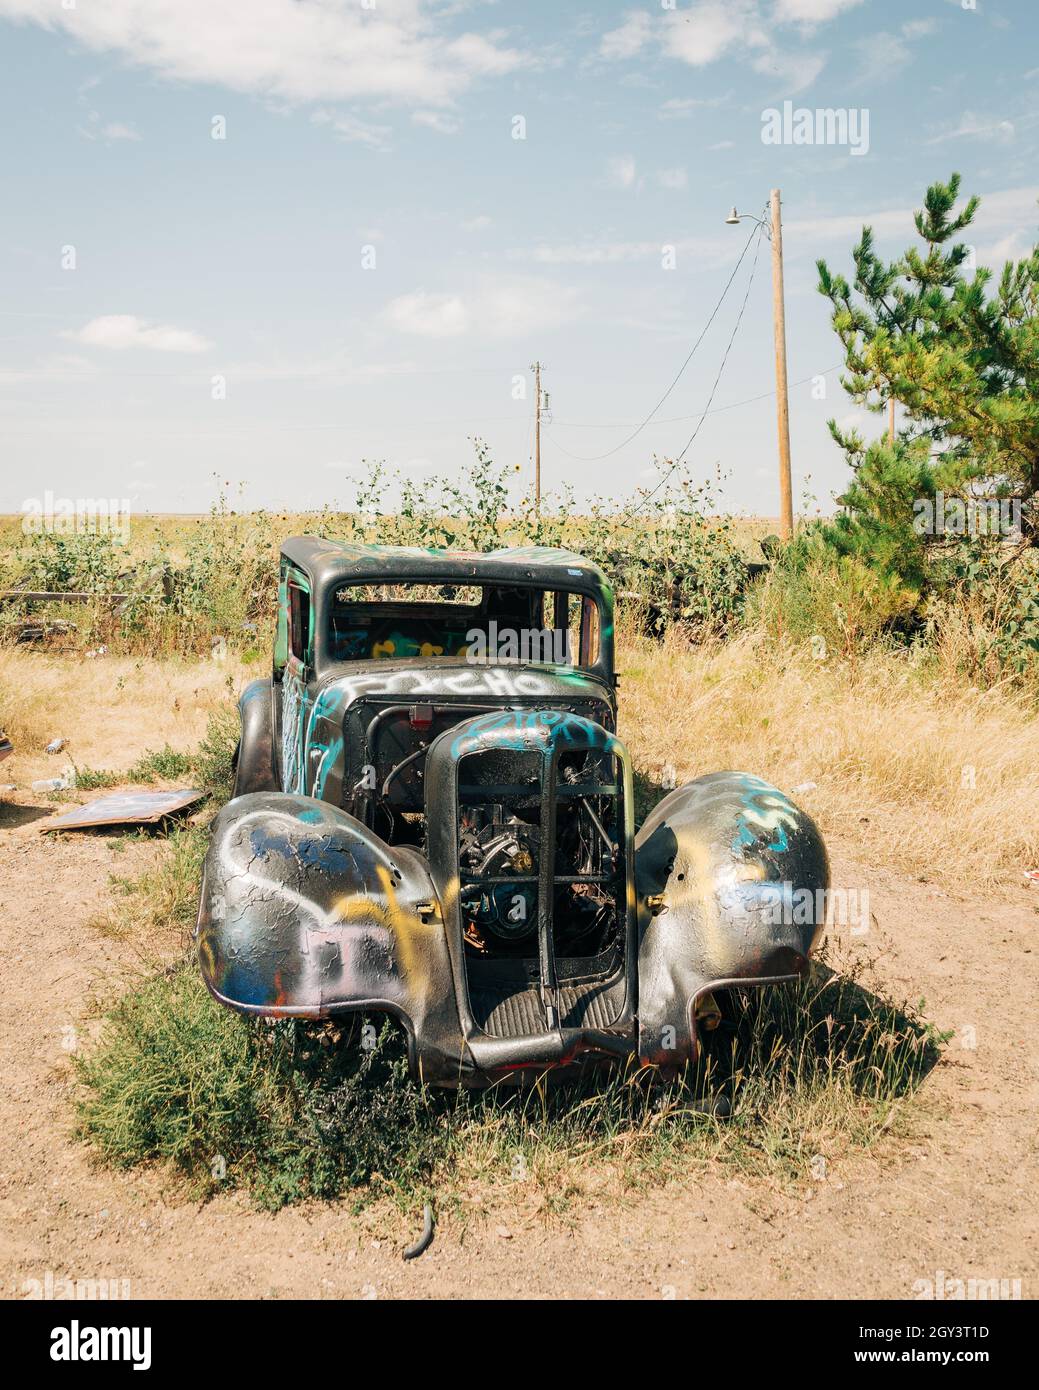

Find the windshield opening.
xmin=326 ymin=581 xmax=601 ymax=669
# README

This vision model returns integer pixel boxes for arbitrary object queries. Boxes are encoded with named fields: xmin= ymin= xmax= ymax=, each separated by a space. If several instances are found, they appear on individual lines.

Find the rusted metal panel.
xmin=42 ymin=788 xmax=203 ymax=831
xmin=634 ymin=771 xmax=829 ymax=1069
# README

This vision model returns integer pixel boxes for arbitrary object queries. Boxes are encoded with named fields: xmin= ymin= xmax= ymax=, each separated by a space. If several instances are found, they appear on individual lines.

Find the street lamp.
xmin=725 ymin=206 xmax=768 ymax=232
xmin=726 ymin=190 xmax=792 ymax=541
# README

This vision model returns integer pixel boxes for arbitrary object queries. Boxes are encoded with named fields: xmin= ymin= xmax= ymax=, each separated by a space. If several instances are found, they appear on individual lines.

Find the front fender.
xmin=233 ymin=678 xmax=277 ymax=796
xmin=635 ymin=772 xmax=829 ymax=1066
xmin=195 ymin=793 xmax=462 ymax=1077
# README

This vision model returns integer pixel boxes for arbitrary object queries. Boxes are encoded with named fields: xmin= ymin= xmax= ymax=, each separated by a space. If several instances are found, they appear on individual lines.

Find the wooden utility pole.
xmin=532 ymin=359 xmax=542 ymax=513
xmin=769 ymin=189 xmax=793 ymax=541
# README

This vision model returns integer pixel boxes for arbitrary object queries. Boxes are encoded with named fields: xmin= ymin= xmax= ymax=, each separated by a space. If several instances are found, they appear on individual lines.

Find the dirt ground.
xmin=1 ymin=714 xmax=1037 ymax=1300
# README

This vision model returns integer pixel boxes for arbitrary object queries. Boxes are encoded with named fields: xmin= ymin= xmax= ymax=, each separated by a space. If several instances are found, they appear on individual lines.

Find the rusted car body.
xmin=196 ymin=538 xmax=828 ymax=1086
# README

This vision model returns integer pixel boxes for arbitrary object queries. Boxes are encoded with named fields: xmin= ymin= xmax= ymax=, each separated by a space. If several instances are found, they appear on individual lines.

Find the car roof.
xmin=280 ymin=536 xmax=612 ymax=596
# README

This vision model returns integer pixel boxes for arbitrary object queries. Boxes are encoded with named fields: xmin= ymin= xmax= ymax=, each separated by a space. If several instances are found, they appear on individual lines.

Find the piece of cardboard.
xmin=41 ymin=788 xmax=203 ymax=831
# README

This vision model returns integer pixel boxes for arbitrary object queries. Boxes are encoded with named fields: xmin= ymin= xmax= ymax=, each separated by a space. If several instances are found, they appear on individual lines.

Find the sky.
xmin=0 ymin=0 xmax=1036 ymax=519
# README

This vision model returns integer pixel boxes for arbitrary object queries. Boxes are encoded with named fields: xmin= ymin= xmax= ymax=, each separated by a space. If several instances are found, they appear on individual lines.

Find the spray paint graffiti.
xmin=203 ymin=539 xmax=830 ymax=1087
xmin=731 ymin=774 xmax=802 ymax=855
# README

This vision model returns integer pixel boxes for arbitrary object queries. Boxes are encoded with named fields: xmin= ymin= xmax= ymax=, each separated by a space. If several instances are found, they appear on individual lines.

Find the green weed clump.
xmin=75 ymin=954 xmax=943 ymax=1216
xmin=127 ymin=745 xmax=194 ymax=782
xmin=2 ymin=452 xmax=760 ymax=660
xmin=75 ymin=969 xmax=440 ymax=1211
xmin=67 ymin=705 xmax=239 ymax=802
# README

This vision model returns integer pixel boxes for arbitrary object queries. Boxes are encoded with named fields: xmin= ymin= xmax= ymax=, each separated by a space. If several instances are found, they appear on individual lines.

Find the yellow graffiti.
xmin=372 ymin=638 xmax=446 ymax=659
xmin=329 ymin=865 xmax=447 ymax=996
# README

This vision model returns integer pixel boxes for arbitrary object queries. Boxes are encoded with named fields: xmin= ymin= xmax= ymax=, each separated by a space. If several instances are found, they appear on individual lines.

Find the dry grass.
xmin=6 ymin=629 xmax=953 ymax=1217
xmin=0 ymin=650 xmax=251 ymax=781
xmin=4 ymin=628 xmax=1037 ymax=892
xmin=618 ymin=621 xmax=1039 ymax=892
xmin=75 ymin=952 xmax=941 ymax=1215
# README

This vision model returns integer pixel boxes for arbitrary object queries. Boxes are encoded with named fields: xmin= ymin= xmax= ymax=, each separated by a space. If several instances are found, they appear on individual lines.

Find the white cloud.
xmin=785 ymin=205 xmax=926 ymax=241
xmin=901 ymin=19 xmax=937 ymax=41
xmin=975 ymin=229 xmax=1034 ymax=268
xmin=926 ymin=113 xmax=1016 ymax=145
xmin=656 ymin=167 xmax=688 ymax=190
xmin=0 ymin=353 xmax=99 ymax=385
xmin=850 ymin=18 xmax=937 ymax=87
xmin=773 ymin=0 xmax=864 ymax=22
xmin=310 ymin=108 xmax=393 ymax=150
xmin=605 ymin=154 xmax=638 ymax=189
xmin=850 ymin=31 xmax=910 ymax=85
xmin=0 ymin=1 xmax=526 ymax=109
xmin=750 ymin=45 xmax=825 ymax=93
xmin=662 ymin=2 xmax=761 ymax=68
xmin=599 ymin=11 xmax=652 ymax=61
xmin=384 ymin=291 xmax=469 ymax=338
xmin=786 ymin=185 xmax=1039 ymax=244
xmin=101 ymin=121 xmax=141 ymax=141
xmin=412 ymin=109 xmax=461 ymax=134
xmin=967 ymin=188 xmax=1039 ymax=225
xmin=601 ymin=2 xmax=834 ymax=91
xmin=659 ymin=95 xmax=728 ymax=117
xmin=524 ymin=234 xmax=735 ymax=267
xmin=220 ymin=351 xmax=416 ymax=385
xmin=383 ymin=278 xmax=581 ymax=339
xmin=460 ymin=214 xmax=493 ymax=231
xmin=62 ymin=315 xmax=212 ymax=353
xmin=528 ymin=238 xmax=661 ymax=266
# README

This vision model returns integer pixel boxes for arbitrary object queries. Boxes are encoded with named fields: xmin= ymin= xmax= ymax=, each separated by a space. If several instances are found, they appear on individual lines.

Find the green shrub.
xmin=75 ymin=954 xmax=942 ymax=1213
xmin=753 ymin=532 xmax=920 ymax=659
xmin=192 ymin=703 xmax=240 ymax=802
xmin=75 ymin=966 xmax=445 ymax=1209
xmin=127 ymin=745 xmax=194 ymax=782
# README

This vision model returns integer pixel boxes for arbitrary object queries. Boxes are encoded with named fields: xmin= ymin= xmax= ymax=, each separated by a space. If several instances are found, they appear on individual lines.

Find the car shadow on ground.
xmin=630 ymin=768 xmax=946 ymax=1101
xmin=632 ymin=768 xmax=671 ymax=830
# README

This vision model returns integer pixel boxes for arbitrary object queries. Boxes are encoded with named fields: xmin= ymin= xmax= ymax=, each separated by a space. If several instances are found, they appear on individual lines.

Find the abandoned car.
xmin=196 ymin=538 xmax=829 ymax=1085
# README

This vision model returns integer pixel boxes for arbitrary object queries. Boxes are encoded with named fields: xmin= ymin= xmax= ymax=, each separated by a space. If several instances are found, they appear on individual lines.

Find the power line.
xmin=547 ymin=219 xmax=762 ymax=463
xmin=547 ymin=364 xmax=842 ymax=431
xmin=635 ymin=222 xmax=766 ymax=510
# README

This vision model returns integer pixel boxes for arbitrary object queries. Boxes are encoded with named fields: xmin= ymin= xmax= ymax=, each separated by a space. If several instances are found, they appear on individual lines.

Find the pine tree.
xmin=817 ymin=174 xmax=1039 ymax=565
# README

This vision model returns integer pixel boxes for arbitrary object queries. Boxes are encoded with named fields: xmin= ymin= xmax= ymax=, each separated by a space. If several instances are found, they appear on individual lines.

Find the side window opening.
xmin=288 ymin=583 xmax=311 ymax=664
xmin=580 ymin=596 xmax=600 ymax=667
xmin=550 ymin=591 xmax=578 ymax=666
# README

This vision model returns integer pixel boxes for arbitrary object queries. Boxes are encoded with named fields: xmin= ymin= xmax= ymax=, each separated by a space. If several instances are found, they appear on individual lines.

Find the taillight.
xmin=409 ymin=703 xmax=434 ymax=731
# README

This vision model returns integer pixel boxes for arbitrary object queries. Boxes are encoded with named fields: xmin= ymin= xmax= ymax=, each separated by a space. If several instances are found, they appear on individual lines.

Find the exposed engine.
xmin=458 ymin=747 xmax=621 ymax=959
xmin=459 ymin=808 xmax=539 ymax=946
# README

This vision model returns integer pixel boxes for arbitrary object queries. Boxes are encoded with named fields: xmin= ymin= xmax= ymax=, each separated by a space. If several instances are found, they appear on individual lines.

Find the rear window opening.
xmin=327 ymin=581 xmax=602 ymax=669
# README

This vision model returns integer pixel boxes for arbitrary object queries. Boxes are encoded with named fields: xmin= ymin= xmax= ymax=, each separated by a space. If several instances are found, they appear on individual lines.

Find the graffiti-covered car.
xmin=196 ymin=537 xmax=829 ymax=1086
